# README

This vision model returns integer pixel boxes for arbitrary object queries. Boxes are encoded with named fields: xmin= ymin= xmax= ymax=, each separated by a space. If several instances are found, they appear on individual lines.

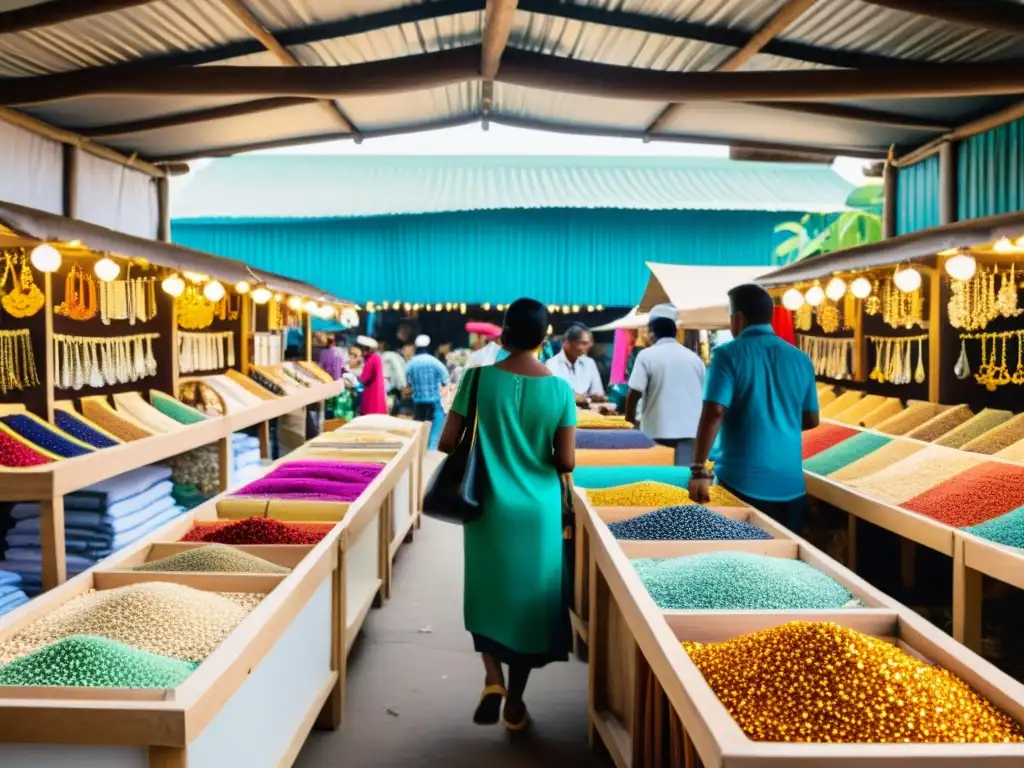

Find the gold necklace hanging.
xmin=881 ymin=276 xmax=923 ymax=329
xmin=864 ymin=279 xmax=881 ymax=316
xmin=54 ymin=265 xmax=98 ymax=320
xmin=997 ymin=263 xmax=1023 ymax=319
xmin=816 ymin=300 xmax=841 ymax=334
xmin=0 ymin=328 xmax=40 ymax=394
xmin=176 ymin=284 xmax=215 ymax=330
xmin=796 ymin=334 xmax=851 ymax=380
xmin=267 ymin=297 xmax=284 ymax=331
xmin=842 ymin=290 xmax=856 ymax=331
xmin=1 ymin=252 xmax=45 ymax=318
xmin=794 ymin=302 xmax=812 ymax=331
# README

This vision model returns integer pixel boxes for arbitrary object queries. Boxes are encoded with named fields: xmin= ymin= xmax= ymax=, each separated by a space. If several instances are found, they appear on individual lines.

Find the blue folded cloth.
xmin=84 ymin=504 xmax=187 ymax=558
xmin=0 ymin=590 xmax=28 ymax=616
xmin=58 ymin=465 xmax=173 ymax=510
xmin=233 ymin=448 xmax=262 ymax=469
xmin=13 ymin=494 xmax=177 ymax=535
xmin=12 ymin=480 xmax=174 ymax=520
xmin=0 ymin=570 xmax=22 ymax=588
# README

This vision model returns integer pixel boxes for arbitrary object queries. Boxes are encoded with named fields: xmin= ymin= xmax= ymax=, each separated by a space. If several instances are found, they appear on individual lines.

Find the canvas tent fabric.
xmin=637 ymin=264 xmax=769 ymax=329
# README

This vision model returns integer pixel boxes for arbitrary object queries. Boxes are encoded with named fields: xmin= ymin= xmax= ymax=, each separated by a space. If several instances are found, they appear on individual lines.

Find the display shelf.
xmin=952 ymin=531 xmax=1024 ymax=654
xmin=0 ymin=435 xmax=416 ymax=765
xmin=578 ymin=488 xmax=1024 ymax=768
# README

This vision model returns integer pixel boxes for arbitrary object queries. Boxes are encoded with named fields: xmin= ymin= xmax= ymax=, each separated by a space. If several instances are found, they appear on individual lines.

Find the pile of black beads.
xmin=608 ymin=504 xmax=772 ymax=541
xmin=576 ymin=429 xmax=655 ymax=450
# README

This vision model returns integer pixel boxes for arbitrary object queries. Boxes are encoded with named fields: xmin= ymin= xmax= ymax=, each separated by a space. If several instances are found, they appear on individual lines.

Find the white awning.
xmin=591 ymin=307 xmax=648 ymax=332
xmin=637 ymin=263 xmax=768 ymax=330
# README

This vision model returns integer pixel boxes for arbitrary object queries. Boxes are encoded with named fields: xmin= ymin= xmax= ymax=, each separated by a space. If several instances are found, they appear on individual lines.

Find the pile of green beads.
xmin=632 ymin=552 xmax=855 ymax=610
xmin=0 ymin=635 xmax=197 ymax=688
xmin=134 ymin=544 xmax=290 ymax=574
xmin=803 ymin=431 xmax=892 ymax=476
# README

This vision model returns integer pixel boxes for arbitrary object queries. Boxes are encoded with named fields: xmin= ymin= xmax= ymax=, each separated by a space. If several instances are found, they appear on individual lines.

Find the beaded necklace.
xmin=0 ymin=252 xmax=44 ymax=318
xmin=0 ymin=328 xmax=41 ymax=394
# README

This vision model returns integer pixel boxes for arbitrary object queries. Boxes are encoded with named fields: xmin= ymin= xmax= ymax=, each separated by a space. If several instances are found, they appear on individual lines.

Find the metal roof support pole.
xmin=939 ymin=142 xmax=958 ymax=226
xmin=480 ymin=0 xmax=517 ymax=126
xmin=882 ymin=150 xmax=897 ymax=239
xmin=61 ymin=144 xmax=78 ymax=220
xmin=157 ymin=176 xmax=171 ymax=242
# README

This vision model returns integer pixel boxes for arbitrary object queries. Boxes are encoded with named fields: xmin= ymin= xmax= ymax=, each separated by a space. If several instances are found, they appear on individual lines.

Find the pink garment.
xmin=610 ymin=328 xmax=633 ymax=385
xmin=358 ymin=351 xmax=388 ymax=415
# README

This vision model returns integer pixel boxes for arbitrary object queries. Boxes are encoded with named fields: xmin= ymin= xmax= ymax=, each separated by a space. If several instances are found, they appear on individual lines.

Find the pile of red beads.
xmin=180 ymin=517 xmax=333 ymax=545
xmin=801 ymin=423 xmax=858 ymax=460
xmin=0 ymin=431 xmax=54 ymax=467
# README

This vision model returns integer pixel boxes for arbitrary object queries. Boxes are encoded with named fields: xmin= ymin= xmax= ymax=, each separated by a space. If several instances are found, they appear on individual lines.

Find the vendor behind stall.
xmin=546 ymin=324 xmax=605 ymax=405
xmin=687 ymin=284 xmax=819 ymax=532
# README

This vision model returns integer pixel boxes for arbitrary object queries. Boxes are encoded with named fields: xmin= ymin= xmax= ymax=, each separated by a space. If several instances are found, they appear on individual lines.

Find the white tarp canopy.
xmin=637 ymin=263 xmax=770 ymax=330
xmin=591 ymin=307 xmax=648 ymax=332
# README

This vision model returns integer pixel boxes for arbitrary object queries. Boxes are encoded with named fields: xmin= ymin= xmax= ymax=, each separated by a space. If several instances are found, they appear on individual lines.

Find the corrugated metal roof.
xmin=170 ymin=154 xmax=854 ymax=219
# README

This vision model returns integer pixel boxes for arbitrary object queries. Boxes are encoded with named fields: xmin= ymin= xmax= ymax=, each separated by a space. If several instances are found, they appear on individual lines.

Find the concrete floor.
xmin=295 ymin=473 xmax=611 ymax=768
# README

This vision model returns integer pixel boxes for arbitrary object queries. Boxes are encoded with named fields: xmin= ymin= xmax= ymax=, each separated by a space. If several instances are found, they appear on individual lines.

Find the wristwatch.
xmin=690 ymin=462 xmax=714 ymax=480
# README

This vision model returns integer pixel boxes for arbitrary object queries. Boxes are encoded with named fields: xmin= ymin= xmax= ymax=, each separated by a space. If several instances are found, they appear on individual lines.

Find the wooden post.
xmin=938 ymin=141 xmax=958 ymax=226
xmin=240 ymin=294 xmax=251 ymax=374
xmin=169 ymin=296 xmax=180 ymax=398
xmin=43 ymin=272 xmax=55 ymax=424
xmin=852 ymin=298 xmax=865 ymax=382
xmin=40 ymin=497 xmax=66 ymax=590
xmin=61 ymin=144 xmax=78 ymax=219
xmin=953 ymin=535 xmax=983 ymax=653
xmin=847 ymin=513 xmax=858 ymax=572
xmin=928 ymin=261 xmax=942 ymax=403
xmin=217 ymin=435 xmax=232 ymax=493
xmin=882 ymin=153 xmax=897 ymax=239
xmin=258 ymin=420 xmax=271 ymax=459
xmin=156 ymin=176 xmax=171 ymax=242
xmin=304 ymin=312 xmax=313 ymax=362
xmin=316 ymin=550 xmax=345 ymax=730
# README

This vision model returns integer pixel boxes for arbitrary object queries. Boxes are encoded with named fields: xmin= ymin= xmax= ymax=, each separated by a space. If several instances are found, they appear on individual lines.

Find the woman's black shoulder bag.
xmin=423 ymin=367 xmax=485 ymax=525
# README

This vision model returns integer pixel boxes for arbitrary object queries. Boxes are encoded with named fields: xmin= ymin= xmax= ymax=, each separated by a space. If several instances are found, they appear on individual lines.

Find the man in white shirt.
xmin=624 ymin=304 xmax=706 ymax=466
xmin=546 ymin=324 xmax=606 ymax=404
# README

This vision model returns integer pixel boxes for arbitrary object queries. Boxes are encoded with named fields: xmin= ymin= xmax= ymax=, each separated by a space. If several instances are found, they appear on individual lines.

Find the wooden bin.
xmin=571 ymin=498 xmax=791 ymax=654
xmin=952 ymin=530 xmax=1024 ymax=654
xmin=580 ymin=490 xmax=1024 ymax=767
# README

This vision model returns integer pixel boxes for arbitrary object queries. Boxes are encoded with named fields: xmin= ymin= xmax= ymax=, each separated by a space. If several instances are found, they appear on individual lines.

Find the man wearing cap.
xmin=546 ymin=324 xmax=606 ymax=405
xmin=406 ymin=335 xmax=451 ymax=448
xmin=688 ymin=284 xmax=819 ymax=532
xmin=355 ymin=335 xmax=387 ymax=415
xmin=624 ymin=304 xmax=706 ymax=466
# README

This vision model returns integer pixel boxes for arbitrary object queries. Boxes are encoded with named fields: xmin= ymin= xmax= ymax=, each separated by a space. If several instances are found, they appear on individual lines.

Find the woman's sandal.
xmin=502 ymin=703 xmax=530 ymax=732
xmin=473 ymin=684 xmax=507 ymax=725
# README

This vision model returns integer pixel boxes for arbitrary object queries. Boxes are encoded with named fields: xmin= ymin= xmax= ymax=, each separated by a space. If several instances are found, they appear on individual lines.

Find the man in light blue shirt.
xmin=688 ymin=284 xmax=819 ymax=532
xmin=406 ymin=335 xmax=451 ymax=449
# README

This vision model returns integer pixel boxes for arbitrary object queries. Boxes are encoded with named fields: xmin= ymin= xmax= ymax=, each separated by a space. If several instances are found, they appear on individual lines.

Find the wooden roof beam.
xmin=6 ymin=47 xmax=1024 ymax=105
xmin=219 ymin=0 xmax=359 ymax=136
xmin=480 ymin=0 xmax=518 ymax=114
xmin=744 ymin=101 xmax=950 ymax=132
xmin=646 ymin=0 xmax=818 ymax=135
xmin=0 ymin=0 xmax=154 ymax=34
xmin=861 ymin=0 xmax=1024 ymax=36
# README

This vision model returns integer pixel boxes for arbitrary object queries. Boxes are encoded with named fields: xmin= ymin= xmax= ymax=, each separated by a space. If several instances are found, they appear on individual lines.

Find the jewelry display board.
xmin=0 ymin=249 xmax=48 ymax=416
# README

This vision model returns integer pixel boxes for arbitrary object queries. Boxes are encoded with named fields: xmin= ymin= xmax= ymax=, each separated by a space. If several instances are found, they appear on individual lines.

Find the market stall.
xmin=0 ymin=431 xmax=417 ymax=766
xmin=0 ymin=203 xmax=353 ymax=593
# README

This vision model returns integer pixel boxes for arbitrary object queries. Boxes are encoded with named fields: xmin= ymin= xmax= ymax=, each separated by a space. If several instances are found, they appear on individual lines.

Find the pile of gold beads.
xmin=682 ymin=622 xmax=1023 ymax=743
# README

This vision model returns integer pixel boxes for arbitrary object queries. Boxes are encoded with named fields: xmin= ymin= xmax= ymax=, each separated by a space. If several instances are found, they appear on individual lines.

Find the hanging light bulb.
xmin=382 ymin=301 xmax=390 ymax=310
xmin=482 ymin=303 xmax=491 ymax=311
xmin=251 ymin=286 xmax=272 ymax=304
xmin=287 ymin=296 xmax=302 ymax=311
xmin=235 ymin=280 xmax=250 ymax=294
xmin=319 ymin=304 xmax=336 ymax=319
xmin=202 ymin=280 xmax=225 ymax=302
xmin=460 ymin=303 xmax=467 ymax=313
xmin=782 ymin=288 xmax=804 ymax=311
xmin=944 ymin=250 xmax=977 ymax=282
xmin=804 ymin=283 xmax=825 ymax=307
xmin=303 ymin=300 xmax=319 ymax=313
xmin=403 ymin=303 xmax=412 ymax=311
xmin=29 ymin=243 xmax=61 ymax=273
xmin=94 ymin=256 xmax=120 ymax=282
xmin=850 ymin=277 xmax=873 ymax=299
xmin=893 ymin=265 xmax=922 ymax=293
xmin=162 ymin=273 xmax=185 ymax=297
xmin=993 ymin=237 xmax=1014 ymax=254
xmin=825 ymin=277 xmax=847 ymax=301
xmin=596 ymin=305 xmax=604 ymax=311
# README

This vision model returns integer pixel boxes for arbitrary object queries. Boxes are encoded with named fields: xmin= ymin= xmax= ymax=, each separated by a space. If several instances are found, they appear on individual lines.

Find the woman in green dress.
xmin=439 ymin=298 xmax=577 ymax=731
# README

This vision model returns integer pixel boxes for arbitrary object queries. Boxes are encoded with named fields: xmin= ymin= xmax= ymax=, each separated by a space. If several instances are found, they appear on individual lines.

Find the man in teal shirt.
xmin=688 ymin=284 xmax=819 ymax=532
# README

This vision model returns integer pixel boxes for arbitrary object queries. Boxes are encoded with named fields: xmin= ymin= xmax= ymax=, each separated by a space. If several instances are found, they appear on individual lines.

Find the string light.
xmin=303 ymin=300 xmax=319 ymax=313
xmin=234 ymin=280 xmax=250 ymax=294
xmin=850 ymin=277 xmax=873 ymax=299
xmin=782 ymin=288 xmax=804 ymax=311
xmin=893 ymin=265 xmax=922 ymax=293
xmin=29 ymin=244 xmax=61 ymax=273
xmin=94 ymin=257 xmax=120 ymax=282
xmin=286 ymin=296 xmax=302 ymax=311
xmin=251 ymin=286 xmax=272 ymax=304
xmin=804 ymin=284 xmax=825 ymax=307
xmin=161 ymin=274 xmax=185 ymax=297
xmin=202 ymin=280 xmax=225 ymax=302
xmin=825 ymin=277 xmax=847 ymax=301
xmin=945 ymin=250 xmax=977 ymax=282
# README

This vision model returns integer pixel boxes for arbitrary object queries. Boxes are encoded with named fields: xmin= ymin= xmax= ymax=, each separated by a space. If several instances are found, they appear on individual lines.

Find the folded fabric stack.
xmin=0 ymin=570 xmax=29 ymax=617
xmin=2 ymin=466 xmax=185 ymax=594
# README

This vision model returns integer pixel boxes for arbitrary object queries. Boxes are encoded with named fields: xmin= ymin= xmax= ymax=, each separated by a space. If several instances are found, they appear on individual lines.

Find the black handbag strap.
xmin=464 ymin=366 xmax=481 ymax=432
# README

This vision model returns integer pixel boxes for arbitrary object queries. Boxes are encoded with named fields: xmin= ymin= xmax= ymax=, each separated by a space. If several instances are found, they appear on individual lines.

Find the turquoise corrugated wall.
xmin=958 ymin=117 xmax=1024 ymax=220
xmin=173 ymin=208 xmax=789 ymax=306
xmin=895 ymin=155 xmax=940 ymax=235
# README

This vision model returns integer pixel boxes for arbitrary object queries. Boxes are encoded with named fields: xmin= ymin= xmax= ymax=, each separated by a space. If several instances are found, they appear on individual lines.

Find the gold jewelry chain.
xmin=0 ymin=328 xmax=40 ymax=394
xmin=52 ymin=333 xmax=159 ymax=390
xmin=178 ymin=330 xmax=235 ymax=374
xmin=865 ymin=334 xmax=927 ymax=385
xmin=796 ymin=334 xmax=852 ymax=380
xmin=960 ymin=330 xmax=1024 ymax=391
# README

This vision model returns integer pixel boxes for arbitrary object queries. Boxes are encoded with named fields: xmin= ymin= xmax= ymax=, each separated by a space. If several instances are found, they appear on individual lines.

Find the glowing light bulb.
xmin=825 ymin=277 xmax=847 ymax=301
xmin=29 ymin=243 xmax=61 ymax=273
xmin=202 ymin=280 xmax=225 ymax=302
xmin=993 ymin=237 xmax=1014 ymax=254
xmin=782 ymin=288 xmax=804 ymax=311
xmin=251 ymin=286 xmax=272 ymax=304
xmin=850 ymin=277 xmax=872 ymax=299
xmin=94 ymin=257 xmax=120 ymax=282
xmin=162 ymin=274 xmax=185 ymax=297
xmin=319 ymin=305 xmax=336 ymax=319
xmin=944 ymin=252 xmax=977 ymax=282
xmin=893 ymin=266 xmax=922 ymax=293
xmin=287 ymin=296 xmax=302 ymax=311
xmin=235 ymin=280 xmax=250 ymax=294
xmin=304 ymin=300 xmax=319 ymax=313
xmin=804 ymin=284 xmax=825 ymax=307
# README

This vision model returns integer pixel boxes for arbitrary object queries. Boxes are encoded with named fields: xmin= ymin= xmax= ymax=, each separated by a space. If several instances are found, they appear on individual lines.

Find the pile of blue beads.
xmin=608 ymin=505 xmax=771 ymax=541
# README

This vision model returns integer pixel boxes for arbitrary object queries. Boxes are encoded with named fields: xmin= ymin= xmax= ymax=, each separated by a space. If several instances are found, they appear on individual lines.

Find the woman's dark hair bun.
xmin=501 ymin=298 xmax=548 ymax=351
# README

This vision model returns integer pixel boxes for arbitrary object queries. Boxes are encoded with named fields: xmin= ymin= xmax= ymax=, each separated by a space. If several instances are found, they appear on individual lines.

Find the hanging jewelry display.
xmin=842 ymin=290 xmax=856 ymax=331
xmin=997 ymin=263 xmax=1023 ymax=319
xmin=960 ymin=331 xmax=1024 ymax=391
xmin=98 ymin=273 xmax=157 ymax=326
xmin=865 ymin=334 xmax=927 ymax=385
xmin=864 ymin=279 xmax=881 ymax=316
xmin=816 ymin=300 xmax=841 ymax=334
xmin=54 ymin=265 xmax=98 ymax=320
xmin=52 ymin=333 xmax=160 ymax=390
xmin=176 ymin=283 xmax=215 ymax=330
xmin=178 ymin=331 xmax=236 ymax=374
xmin=0 ymin=328 xmax=41 ymax=394
xmin=796 ymin=335 xmax=852 ymax=380
xmin=0 ymin=252 xmax=45 ymax=318
xmin=794 ymin=302 xmax=813 ymax=332
xmin=267 ymin=298 xmax=284 ymax=331
xmin=881 ymin=277 xmax=924 ymax=329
